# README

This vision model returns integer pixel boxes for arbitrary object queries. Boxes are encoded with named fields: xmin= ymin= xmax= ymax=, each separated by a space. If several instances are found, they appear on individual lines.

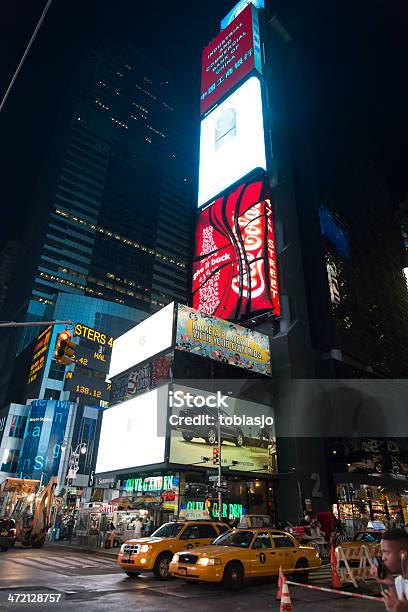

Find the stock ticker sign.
xmin=201 ymin=2 xmax=262 ymax=115
xmin=192 ymin=180 xmax=280 ymax=321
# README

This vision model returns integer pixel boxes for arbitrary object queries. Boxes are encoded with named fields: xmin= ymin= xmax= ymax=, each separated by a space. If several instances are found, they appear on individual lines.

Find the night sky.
xmin=0 ymin=0 xmax=407 ymax=243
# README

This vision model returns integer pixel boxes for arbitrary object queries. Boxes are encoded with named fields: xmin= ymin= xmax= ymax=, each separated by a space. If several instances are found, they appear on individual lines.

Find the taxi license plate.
xmin=178 ymin=567 xmax=187 ymax=576
xmin=123 ymin=550 xmax=131 ymax=561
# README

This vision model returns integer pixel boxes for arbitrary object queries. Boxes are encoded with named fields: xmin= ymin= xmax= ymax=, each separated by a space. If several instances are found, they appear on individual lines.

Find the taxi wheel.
xmin=182 ymin=433 xmax=194 ymax=442
xmin=222 ymin=562 xmax=244 ymax=590
xmin=32 ymin=539 xmax=45 ymax=549
xmin=153 ymin=552 xmax=173 ymax=580
xmin=235 ymin=434 xmax=243 ymax=447
xmin=125 ymin=571 xmax=141 ymax=578
xmin=206 ymin=430 xmax=217 ymax=445
xmin=293 ymin=558 xmax=309 ymax=582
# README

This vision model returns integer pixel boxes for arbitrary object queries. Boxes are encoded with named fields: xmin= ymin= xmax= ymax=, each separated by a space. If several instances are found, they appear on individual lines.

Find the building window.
xmin=1 ymin=449 xmax=20 ymax=473
xmin=48 ymin=362 xmax=66 ymax=381
xmin=8 ymin=415 xmax=28 ymax=438
xmin=44 ymin=389 xmax=60 ymax=400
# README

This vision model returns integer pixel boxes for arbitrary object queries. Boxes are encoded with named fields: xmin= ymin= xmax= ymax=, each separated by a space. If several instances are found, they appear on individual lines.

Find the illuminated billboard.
xmin=26 ymin=325 xmax=52 ymax=387
xmin=201 ymin=3 xmax=262 ymax=115
xmin=220 ymin=0 xmax=265 ymax=31
xmin=198 ymin=76 xmax=266 ymax=208
xmin=17 ymin=400 xmax=71 ymax=483
xmin=109 ymin=302 xmax=174 ymax=378
xmin=169 ymin=384 xmax=276 ymax=473
xmin=95 ymin=388 xmax=167 ymax=474
xmin=193 ymin=180 xmax=280 ymax=319
xmin=175 ymin=304 xmax=271 ymax=375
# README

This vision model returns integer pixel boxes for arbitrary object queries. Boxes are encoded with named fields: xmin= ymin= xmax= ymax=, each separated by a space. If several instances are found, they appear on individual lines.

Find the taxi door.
xmin=178 ymin=523 xmax=218 ymax=550
xmin=250 ymin=531 xmax=277 ymax=576
xmin=270 ymin=532 xmax=301 ymax=571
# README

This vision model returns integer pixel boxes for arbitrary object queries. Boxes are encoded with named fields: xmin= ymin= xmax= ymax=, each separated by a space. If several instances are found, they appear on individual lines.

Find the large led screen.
xmin=169 ymin=384 xmax=276 ymax=473
xmin=175 ymin=304 xmax=271 ymax=375
xmin=201 ymin=3 xmax=262 ymax=115
xmin=220 ymin=0 xmax=265 ymax=31
xmin=95 ymin=388 xmax=167 ymax=474
xmin=198 ymin=76 xmax=266 ymax=208
xmin=109 ymin=302 xmax=174 ymax=378
xmin=193 ymin=180 xmax=280 ymax=319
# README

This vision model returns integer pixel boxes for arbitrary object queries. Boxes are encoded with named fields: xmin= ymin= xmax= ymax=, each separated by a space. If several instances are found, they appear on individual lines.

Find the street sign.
xmin=208 ymin=475 xmax=218 ymax=481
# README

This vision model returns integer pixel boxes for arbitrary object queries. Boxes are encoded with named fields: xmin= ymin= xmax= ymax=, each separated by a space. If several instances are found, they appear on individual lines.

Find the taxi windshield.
xmin=151 ymin=522 xmax=184 ymax=538
xmin=213 ymin=530 xmax=254 ymax=548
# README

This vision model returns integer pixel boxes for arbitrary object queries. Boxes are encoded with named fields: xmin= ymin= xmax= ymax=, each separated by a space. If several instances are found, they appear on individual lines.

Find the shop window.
xmin=8 ymin=415 xmax=28 ymax=438
xmin=252 ymin=532 xmax=272 ymax=549
xmin=196 ymin=524 xmax=218 ymax=539
xmin=1 ymin=449 xmax=20 ymax=473
xmin=272 ymin=534 xmax=295 ymax=548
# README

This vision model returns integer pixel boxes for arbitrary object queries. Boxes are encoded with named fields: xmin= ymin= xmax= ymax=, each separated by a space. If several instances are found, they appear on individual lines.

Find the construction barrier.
xmin=287 ymin=580 xmax=382 ymax=603
xmin=335 ymin=544 xmax=380 ymax=587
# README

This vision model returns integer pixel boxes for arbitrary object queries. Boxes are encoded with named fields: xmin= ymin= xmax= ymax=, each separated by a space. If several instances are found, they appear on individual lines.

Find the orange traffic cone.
xmin=276 ymin=564 xmax=284 ymax=600
xmin=331 ymin=544 xmax=342 ymax=589
xmin=280 ymin=577 xmax=293 ymax=611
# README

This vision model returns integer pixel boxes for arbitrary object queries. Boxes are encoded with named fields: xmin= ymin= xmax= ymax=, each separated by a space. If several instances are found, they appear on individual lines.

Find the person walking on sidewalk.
xmin=67 ymin=515 xmax=75 ymax=544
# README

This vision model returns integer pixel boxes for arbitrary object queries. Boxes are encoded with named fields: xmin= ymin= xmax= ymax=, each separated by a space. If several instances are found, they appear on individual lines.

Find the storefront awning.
xmin=110 ymin=497 xmax=134 ymax=506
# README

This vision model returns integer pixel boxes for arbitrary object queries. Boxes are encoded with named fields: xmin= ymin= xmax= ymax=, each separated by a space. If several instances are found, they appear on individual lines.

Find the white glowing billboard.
xmin=109 ymin=302 xmax=175 ymax=378
xmin=95 ymin=388 xmax=167 ymax=473
xmin=198 ymin=76 xmax=266 ymax=208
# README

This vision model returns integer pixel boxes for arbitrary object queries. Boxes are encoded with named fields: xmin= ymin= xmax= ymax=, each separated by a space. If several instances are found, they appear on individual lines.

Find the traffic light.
xmin=212 ymin=447 xmax=220 ymax=465
xmin=54 ymin=330 xmax=75 ymax=365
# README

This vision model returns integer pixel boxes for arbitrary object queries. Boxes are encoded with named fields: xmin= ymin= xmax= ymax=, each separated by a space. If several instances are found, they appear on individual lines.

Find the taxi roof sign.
xmin=367 ymin=520 xmax=386 ymax=530
xmin=238 ymin=514 xmax=272 ymax=528
xmin=179 ymin=509 xmax=211 ymax=520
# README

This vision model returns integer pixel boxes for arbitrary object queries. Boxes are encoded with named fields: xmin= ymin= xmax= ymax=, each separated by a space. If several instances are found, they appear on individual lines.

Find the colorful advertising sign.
xmin=169 ymin=384 xmax=276 ymax=473
xmin=17 ymin=400 xmax=71 ymax=483
xmin=198 ymin=76 xmax=266 ymax=207
xmin=193 ymin=180 xmax=280 ymax=320
xmin=201 ymin=3 xmax=262 ymax=115
xmin=110 ymin=353 xmax=172 ymax=407
xmin=220 ymin=0 xmax=265 ymax=31
xmin=175 ymin=304 xmax=271 ymax=375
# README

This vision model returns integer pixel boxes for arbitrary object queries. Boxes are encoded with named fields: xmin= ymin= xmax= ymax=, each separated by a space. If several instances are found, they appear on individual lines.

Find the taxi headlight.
xmin=140 ymin=544 xmax=150 ymax=553
xmin=172 ymin=554 xmax=180 ymax=563
xmin=120 ymin=544 xmax=126 ymax=554
xmin=197 ymin=557 xmax=222 ymax=566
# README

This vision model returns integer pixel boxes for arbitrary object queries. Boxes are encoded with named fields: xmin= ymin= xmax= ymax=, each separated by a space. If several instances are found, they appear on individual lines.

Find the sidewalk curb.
xmin=45 ymin=543 xmax=118 ymax=559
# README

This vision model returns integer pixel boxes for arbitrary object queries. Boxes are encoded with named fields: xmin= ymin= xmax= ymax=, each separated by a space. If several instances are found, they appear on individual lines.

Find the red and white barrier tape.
xmin=286 ymin=580 xmax=382 ymax=602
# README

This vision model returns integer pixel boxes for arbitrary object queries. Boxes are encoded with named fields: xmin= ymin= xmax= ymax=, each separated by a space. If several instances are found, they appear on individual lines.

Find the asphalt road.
xmin=0 ymin=545 xmax=384 ymax=611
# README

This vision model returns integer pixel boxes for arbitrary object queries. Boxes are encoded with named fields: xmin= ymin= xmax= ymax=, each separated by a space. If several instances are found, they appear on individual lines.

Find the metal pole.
xmin=0 ymin=320 xmax=73 ymax=328
xmin=218 ymin=405 xmax=222 ymax=521
xmin=0 ymin=0 xmax=54 ymax=114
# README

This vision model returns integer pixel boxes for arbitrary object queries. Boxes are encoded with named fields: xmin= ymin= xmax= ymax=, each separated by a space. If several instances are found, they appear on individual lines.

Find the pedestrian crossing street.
xmin=8 ymin=551 xmax=119 ymax=574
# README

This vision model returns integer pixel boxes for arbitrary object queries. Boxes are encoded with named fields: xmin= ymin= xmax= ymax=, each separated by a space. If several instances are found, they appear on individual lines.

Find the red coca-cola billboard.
xmin=200 ymin=2 xmax=262 ymax=115
xmin=192 ymin=179 xmax=280 ymax=320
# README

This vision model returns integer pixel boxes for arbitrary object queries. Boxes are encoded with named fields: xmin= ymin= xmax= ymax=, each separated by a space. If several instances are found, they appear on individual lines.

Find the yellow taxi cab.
xmin=169 ymin=528 xmax=321 ymax=589
xmin=117 ymin=520 xmax=230 ymax=579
